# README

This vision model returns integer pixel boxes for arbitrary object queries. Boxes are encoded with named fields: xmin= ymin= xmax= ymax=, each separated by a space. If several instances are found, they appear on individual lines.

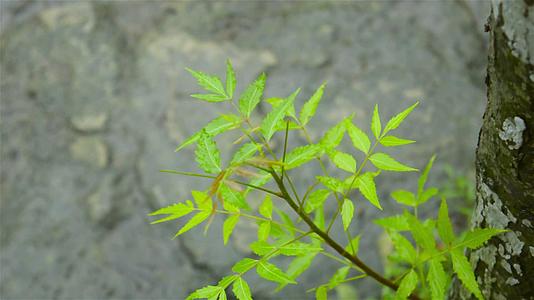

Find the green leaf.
xmin=356 ymin=173 xmax=381 ymax=210
xmin=231 ymin=143 xmax=260 ymax=165
xmin=451 ymin=248 xmax=483 ymax=300
xmin=328 ymin=266 xmax=350 ymax=289
xmin=300 ymin=83 xmax=326 ymax=126
xmin=275 ymin=208 xmax=296 ymax=237
xmin=174 ymin=210 xmax=211 ymax=238
xmin=257 ymin=221 xmax=271 ymax=241
xmin=417 ymin=155 xmax=436 ymax=198
xmin=218 ymin=275 xmax=239 ymax=288
xmin=317 ymin=176 xmax=344 ymax=193
xmin=371 ymin=104 xmax=381 ymax=139
xmin=226 ymin=59 xmax=236 ymax=99
xmin=389 ymin=231 xmax=417 ymax=264
xmin=380 ymin=136 xmax=415 ymax=147
xmin=314 ymin=204 xmax=325 ymax=231
xmin=266 ymin=94 xmax=298 ymax=121
xmin=239 ymin=73 xmax=266 ymax=118
xmin=391 ymin=189 xmax=417 ymax=207
xmin=369 ymin=153 xmax=417 ymax=172
xmin=259 ymin=195 xmax=273 ymax=219
xmin=256 ymin=261 xmax=296 ymax=284
xmin=220 ymin=184 xmax=249 ymax=209
xmin=176 ymin=114 xmax=241 ymax=151
xmin=223 ymin=214 xmax=240 ymax=245
xmin=192 ymin=190 xmax=213 ymax=210
xmin=149 ymin=202 xmax=194 ymax=224
xmin=251 ymin=240 xmax=321 ymax=256
xmin=316 ymin=286 xmax=328 ymax=300
xmin=395 ymin=269 xmax=418 ymax=300
xmin=190 ymin=93 xmax=228 ymax=102
xmin=454 ymin=228 xmax=506 ymax=250
xmin=186 ymin=285 xmax=222 ymax=300
xmin=437 ymin=199 xmax=455 ymax=245
xmin=261 ymin=92 xmax=296 ymax=141
xmin=195 ymin=130 xmax=222 ymax=174
xmin=284 ymin=144 xmax=322 ymax=170
xmin=406 ymin=213 xmax=435 ymax=251
xmin=374 ymin=215 xmax=410 ymax=231
xmin=286 ymin=252 xmax=318 ymax=280
xmin=186 ymin=68 xmax=227 ymax=98
xmin=344 ymin=235 xmax=360 ymax=255
xmin=418 ymin=187 xmax=438 ymax=205
xmin=427 ymin=258 xmax=447 ymax=300
xmin=383 ymin=102 xmax=418 ymax=135
xmin=232 ymin=258 xmax=258 ymax=273
xmin=320 ymin=119 xmax=347 ymax=150
xmin=329 ymin=150 xmax=357 ymax=173
xmin=346 ymin=121 xmax=371 ymax=154
xmin=341 ymin=199 xmax=355 ymax=231
xmin=304 ymin=189 xmax=330 ymax=213
xmin=232 ymin=277 xmax=252 ymax=300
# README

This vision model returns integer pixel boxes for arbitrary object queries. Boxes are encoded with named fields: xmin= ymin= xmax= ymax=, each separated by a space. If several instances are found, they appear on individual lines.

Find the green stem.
xmin=268 ymin=170 xmax=421 ymax=300
xmin=160 ymin=169 xmax=283 ymax=198
xmin=194 ymin=208 xmax=307 ymax=234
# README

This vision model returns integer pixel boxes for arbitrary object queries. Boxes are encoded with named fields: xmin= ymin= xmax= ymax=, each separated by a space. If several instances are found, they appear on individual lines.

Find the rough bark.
xmin=451 ymin=1 xmax=534 ymax=299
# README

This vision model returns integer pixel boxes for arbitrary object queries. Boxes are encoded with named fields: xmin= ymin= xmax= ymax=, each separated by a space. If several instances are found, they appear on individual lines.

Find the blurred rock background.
xmin=0 ymin=1 xmax=489 ymax=299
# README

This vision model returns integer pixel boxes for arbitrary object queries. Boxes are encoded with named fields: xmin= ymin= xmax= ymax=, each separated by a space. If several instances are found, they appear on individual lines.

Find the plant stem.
xmin=196 ymin=208 xmax=307 ymax=234
xmin=160 ymin=169 xmax=283 ymax=198
xmin=269 ymin=169 xmax=421 ymax=300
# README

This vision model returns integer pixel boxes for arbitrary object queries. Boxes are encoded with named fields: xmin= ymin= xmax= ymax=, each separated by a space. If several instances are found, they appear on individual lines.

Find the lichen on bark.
xmin=450 ymin=1 xmax=534 ymax=299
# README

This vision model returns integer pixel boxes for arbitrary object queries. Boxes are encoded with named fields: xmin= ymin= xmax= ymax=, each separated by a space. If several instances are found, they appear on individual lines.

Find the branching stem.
xmin=268 ymin=169 xmax=421 ymax=300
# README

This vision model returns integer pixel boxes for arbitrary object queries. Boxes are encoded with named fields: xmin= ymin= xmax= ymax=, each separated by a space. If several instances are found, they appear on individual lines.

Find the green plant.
xmin=149 ymin=61 xmax=504 ymax=300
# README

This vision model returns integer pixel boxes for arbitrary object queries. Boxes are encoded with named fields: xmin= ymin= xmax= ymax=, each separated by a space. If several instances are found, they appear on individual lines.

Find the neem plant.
xmin=149 ymin=61 xmax=505 ymax=300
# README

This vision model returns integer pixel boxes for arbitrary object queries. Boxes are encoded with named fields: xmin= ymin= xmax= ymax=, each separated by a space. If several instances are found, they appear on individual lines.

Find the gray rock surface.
xmin=1 ymin=1 xmax=489 ymax=299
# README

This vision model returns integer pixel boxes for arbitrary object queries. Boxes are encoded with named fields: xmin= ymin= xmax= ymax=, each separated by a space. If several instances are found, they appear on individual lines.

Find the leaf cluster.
xmin=149 ymin=61 xmax=504 ymax=300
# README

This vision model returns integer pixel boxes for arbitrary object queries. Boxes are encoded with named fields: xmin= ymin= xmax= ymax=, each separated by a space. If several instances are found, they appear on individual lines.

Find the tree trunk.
xmin=451 ymin=1 xmax=534 ymax=299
